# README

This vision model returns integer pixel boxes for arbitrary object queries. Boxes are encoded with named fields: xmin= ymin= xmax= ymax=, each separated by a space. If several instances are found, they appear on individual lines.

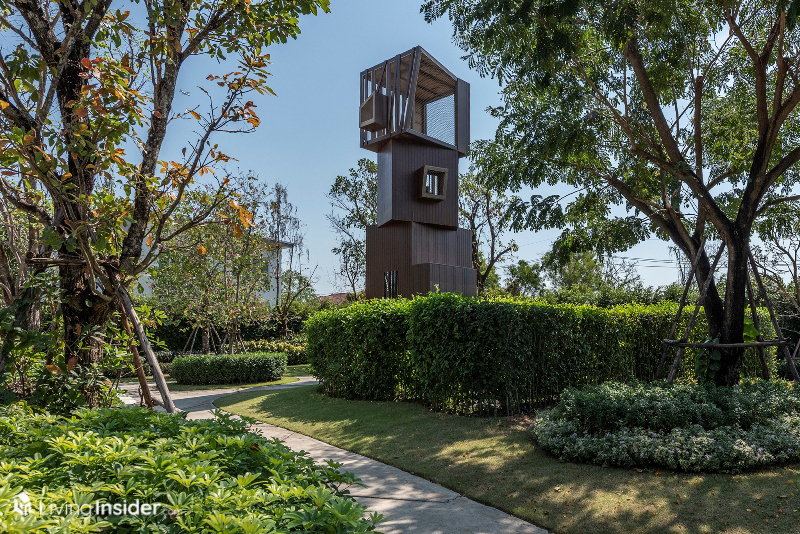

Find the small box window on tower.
xmin=420 ymin=166 xmax=448 ymax=200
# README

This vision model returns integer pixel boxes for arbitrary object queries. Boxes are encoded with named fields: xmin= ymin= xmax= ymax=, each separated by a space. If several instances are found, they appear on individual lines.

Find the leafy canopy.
xmin=423 ymin=0 xmax=800 ymax=262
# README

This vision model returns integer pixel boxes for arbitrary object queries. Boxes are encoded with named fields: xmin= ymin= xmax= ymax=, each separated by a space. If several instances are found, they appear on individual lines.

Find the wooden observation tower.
xmin=359 ymin=46 xmax=477 ymax=298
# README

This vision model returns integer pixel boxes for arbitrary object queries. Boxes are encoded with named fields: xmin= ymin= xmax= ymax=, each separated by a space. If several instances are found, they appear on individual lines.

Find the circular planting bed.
xmin=532 ymin=379 xmax=800 ymax=472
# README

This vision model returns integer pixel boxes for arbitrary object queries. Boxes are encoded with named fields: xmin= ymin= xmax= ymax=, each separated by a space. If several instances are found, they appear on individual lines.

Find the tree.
xmin=505 ymin=259 xmax=543 ymax=296
xmin=0 ymin=0 xmax=329 ymax=377
xmin=268 ymin=183 xmax=315 ymax=338
xmin=459 ymin=171 xmax=517 ymax=294
xmin=149 ymin=175 xmax=277 ymax=353
xmin=327 ymin=158 xmax=377 ymax=297
xmin=542 ymin=251 xmax=604 ymax=291
xmin=424 ymin=0 xmax=800 ymax=385
xmin=754 ymin=201 xmax=800 ymax=340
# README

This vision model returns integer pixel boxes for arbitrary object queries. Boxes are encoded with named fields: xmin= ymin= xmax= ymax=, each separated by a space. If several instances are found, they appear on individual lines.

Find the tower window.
xmin=420 ymin=166 xmax=448 ymax=200
xmin=384 ymin=271 xmax=398 ymax=298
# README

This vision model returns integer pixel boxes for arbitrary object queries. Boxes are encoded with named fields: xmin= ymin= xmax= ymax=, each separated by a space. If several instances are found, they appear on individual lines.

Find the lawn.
xmin=165 ymin=376 xmax=298 ymax=391
xmin=119 ymin=364 xmax=313 ymax=391
xmin=216 ymin=385 xmax=800 ymax=534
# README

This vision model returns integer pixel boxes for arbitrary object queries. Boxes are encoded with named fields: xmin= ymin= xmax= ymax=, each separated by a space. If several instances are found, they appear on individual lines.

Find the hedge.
xmin=171 ymin=352 xmax=287 ymax=385
xmin=306 ymin=299 xmax=412 ymax=400
xmin=240 ymin=340 xmax=307 ymax=365
xmin=306 ymin=293 xmax=776 ymax=414
xmin=149 ymin=316 xmax=307 ymax=352
xmin=0 ymin=404 xmax=381 ymax=532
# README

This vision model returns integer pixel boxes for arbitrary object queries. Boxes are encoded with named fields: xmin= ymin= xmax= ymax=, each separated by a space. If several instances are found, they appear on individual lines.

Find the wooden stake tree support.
xmin=118 ymin=286 xmax=177 ymax=412
xmin=658 ymin=241 xmax=800 ymax=383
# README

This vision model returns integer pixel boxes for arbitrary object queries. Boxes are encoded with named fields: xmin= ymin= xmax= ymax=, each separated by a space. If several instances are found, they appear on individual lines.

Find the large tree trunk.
xmin=714 ymin=238 xmax=750 ymax=386
xmin=60 ymin=264 xmax=116 ymax=369
xmin=694 ymin=236 xmax=749 ymax=386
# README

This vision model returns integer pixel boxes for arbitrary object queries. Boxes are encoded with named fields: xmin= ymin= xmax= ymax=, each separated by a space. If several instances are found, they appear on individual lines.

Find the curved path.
xmin=122 ymin=379 xmax=547 ymax=534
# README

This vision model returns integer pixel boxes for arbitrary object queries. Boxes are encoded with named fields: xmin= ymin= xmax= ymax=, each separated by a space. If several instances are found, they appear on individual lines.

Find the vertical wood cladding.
xmin=365 ymin=221 xmax=476 ymax=299
xmin=376 ymin=138 xmax=458 ymax=229
xmin=456 ymin=79 xmax=470 ymax=156
xmin=363 ymin=47 xmax=477 ymax=299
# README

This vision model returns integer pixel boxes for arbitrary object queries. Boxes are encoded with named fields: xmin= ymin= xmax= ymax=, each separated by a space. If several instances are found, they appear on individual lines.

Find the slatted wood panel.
xmin=411 ymin=224 xmax=472 ymax=267
xmin=365 ymin=222 xmax=412 ymax=299
xmin=360 ymin=47 xmax=468 ymax=158
xmin=411 ymin=263 xmax=478 ymax=297
xmin=456 ymin=79 xmax=470 ymax=156
xmin=376 ymin=138 xmax=458 ymax=229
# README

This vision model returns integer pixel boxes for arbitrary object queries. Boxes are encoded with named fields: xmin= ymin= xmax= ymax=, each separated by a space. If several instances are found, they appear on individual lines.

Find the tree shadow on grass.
xmin=215 ymin=386 xmax=800 ymax=534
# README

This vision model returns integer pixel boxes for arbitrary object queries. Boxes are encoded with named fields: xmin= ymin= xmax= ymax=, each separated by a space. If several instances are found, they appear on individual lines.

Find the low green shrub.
xmin=306 ymin=299 xmax=411 ymax=400
xmin=548 ymin=379 xmax=800 ymax=432
xmin=0 ymin=404 xmax=382 ymax=532
xmin=532 ymin=380 xmax=800 ymax=472
xmin=171 ymin=352 xmax=287 ymax=385
xmin=102 ymin=350 xmax=178 ymax=381
xmin=241 ymin=340 xmax=307 ymax=365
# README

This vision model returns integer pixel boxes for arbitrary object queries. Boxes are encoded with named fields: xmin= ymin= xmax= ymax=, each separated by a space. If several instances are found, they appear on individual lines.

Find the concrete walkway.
xmin=121 ymin=379 xmax=547 ymax=534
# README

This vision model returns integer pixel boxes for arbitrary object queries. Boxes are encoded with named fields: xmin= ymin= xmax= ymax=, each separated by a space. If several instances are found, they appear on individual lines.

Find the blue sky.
xmin=179 ymin=0 xmax=681 ymax=295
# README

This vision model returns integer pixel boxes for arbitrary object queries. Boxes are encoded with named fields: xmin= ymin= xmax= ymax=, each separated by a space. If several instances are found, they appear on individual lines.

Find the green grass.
xmin=118 ymin=365 xmax=312 ymax=391
xmin=284 ymin=364 xmax=312 ymax=377
xmin=216 ymin=385 xmax=800 ymax=534
xmin=164 ymin=376 xmax=298 ymax=391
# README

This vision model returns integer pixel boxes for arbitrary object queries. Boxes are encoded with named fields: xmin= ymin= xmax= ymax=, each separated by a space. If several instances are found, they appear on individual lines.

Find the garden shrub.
xmin=240 ymin=340 xmax=308 ymax=365
xmin=532 ymin=380 xmax=800 ymax=472
xmin=305 ymin=293 xmax=775 ymax=413
xmin=0 ymin=404 xmax=381 ymax=532
xmin=171 ymin=352 xmax=286 ymax=385
xmin=407 ymin=294 xmax=774 ymax=414
xmin=305 ymin=299 xmax=411 ymax=400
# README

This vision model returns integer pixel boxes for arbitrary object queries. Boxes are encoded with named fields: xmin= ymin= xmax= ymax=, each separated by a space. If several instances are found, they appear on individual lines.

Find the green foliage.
xmin=328 ymin=159 xmax=378 ymax=296
xmin=410 ymin=294 xmax=774 ymax=414
xmin=423 ymin=0 xmax=800 ymax=384
xmin=505 ymin=259 xmax=544 ymax=296
xmin=0 ymin=0 xmax=331 ymax=374
xmin=148 ymin=177 xmax=283 ymax=333
xmin=171 ymin=352 xmax=287 ymax=386
xmin=149 ymin=316 xmax=307 ymax=352
xmin=536 ymin=283 xmax=688 ymax=308
xmin=240 ymin=341 xmax=307 ymax=365
xmin=305 ymin=299 xmax=412 ymax=400
xmin=25 ymin=364 xmax=121 ymax=415
xmin=0 ymin=404 xmax=381 ymax=532
xmin=306 ymin=293 xmax=775 ymax=414
xmin=533 ymin=380 xmax=800 ymax=472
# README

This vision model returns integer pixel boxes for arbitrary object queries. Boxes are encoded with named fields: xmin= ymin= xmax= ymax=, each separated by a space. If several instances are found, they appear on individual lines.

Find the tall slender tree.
xmin=326 ymin=158 xmax=377 ymax=297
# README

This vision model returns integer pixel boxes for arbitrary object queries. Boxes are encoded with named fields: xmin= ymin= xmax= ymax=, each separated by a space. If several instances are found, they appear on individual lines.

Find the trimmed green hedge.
xmin=0 ymin=404 xmax=381 ymax=531
xmin=240 ymin=340 xmax=308 ymax=365
xmin=306 ymin=299 xmax=411 ymax=400
xmin=171 ymin=352 xmax=287 ymax=385
xmin=306 ymin=294 xmax=775 ymax=414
